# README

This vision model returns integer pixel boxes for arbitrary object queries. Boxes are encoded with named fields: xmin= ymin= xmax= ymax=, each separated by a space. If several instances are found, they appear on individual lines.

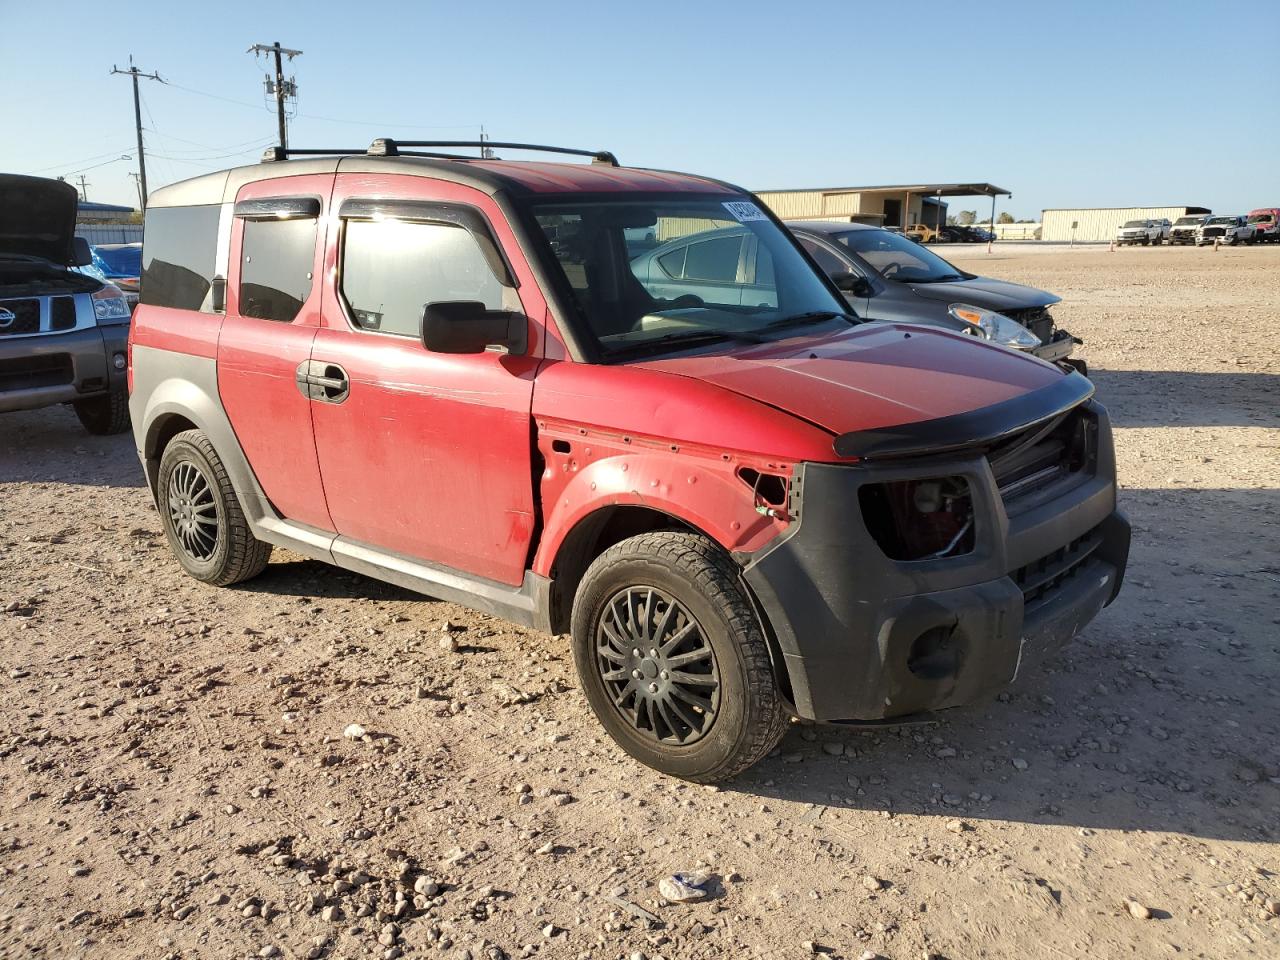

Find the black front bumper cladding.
xmin=743 ymin=398 xmax=1129 ymax=722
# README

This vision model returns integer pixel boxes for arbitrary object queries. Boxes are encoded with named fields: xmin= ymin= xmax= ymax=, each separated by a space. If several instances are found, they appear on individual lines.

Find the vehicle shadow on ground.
xmin=724 ymin=486 xmax=1280 ymax=844
xmin=0 ymin=407 xmax=146 ymax=489
xmin=1089 ymin=368 xmax=1280 ymax=428
xmin=240 ymin=557 xmax=425 ymax=604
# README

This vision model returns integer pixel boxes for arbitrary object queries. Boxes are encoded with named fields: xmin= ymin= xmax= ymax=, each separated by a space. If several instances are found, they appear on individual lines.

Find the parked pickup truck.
xmin=1114 ymin=219 xmax=1170 ymax=246
xmin=1168 ymin=215 xmax=1209 ymax=245
xmin=1 ymin=174 xmax=133 ymax=434
xmin=1196 ymin=215 xmax=1251 ymax=246
xmin=129 ymin=139 xmax=1130 ymax=781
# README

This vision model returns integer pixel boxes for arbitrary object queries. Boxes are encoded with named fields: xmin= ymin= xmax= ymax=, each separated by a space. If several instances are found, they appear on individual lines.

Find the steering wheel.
xmin=879 ymin=261 xmax=904 ymax=279
xmin=667 ymin=294 xmax=705 ymax=309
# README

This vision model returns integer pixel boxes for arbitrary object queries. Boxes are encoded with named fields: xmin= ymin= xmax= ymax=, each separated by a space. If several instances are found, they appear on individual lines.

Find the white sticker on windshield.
xmin=722 ymin=200 xmax=769 ymax=223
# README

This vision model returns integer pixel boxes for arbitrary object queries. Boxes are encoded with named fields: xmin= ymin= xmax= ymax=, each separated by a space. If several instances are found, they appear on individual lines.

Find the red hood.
xmin=635 ymin=322 xmax=1066 ymax=436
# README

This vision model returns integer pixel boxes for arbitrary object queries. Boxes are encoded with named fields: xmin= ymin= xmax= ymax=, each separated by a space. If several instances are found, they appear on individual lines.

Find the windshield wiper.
xmin=763 ymin=310 xmax=850 ymax=330
xmin=603 ymin=328 xmax=765 ymax=360
xmin=908 ymin=273 xmax=964 ymax=284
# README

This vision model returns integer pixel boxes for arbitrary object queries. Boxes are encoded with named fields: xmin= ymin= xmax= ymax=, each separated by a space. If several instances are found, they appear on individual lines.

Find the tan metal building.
xmin=755 ymin=182 xmax=1011 ymax=229
xmin=1041 ymin=206 xmax=1210 ymax=242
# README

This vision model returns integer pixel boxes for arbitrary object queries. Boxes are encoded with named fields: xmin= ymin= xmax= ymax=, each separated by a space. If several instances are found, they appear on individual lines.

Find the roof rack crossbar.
xmin=369 ymin=139 xmax=618 ymax=166
xmin=261 ymin=146 xmax=369 ymax=163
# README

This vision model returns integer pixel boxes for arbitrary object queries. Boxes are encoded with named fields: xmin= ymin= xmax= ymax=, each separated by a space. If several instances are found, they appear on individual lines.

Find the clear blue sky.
xmin=3 ymin=0 xmax=1276 ymax=218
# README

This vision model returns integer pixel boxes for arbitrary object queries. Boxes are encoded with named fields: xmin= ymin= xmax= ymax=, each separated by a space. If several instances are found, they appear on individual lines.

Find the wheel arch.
xmin=543 ymin=503 xmax=796 ymax=712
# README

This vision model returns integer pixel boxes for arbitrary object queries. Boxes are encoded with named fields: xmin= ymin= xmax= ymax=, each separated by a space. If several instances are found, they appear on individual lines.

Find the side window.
xmin=799 ymin=238 xmax=849 ymax=279
xmin=239 ymin=217 xmax=317 ymax=323
xmin=683 ymin=235 xmax=742 ymax=282
xmin=341 ymin=219 xmax=505 ymax=337
xmin=657 ymin=246 xmax=687 ymax=279
xmin=140 ymin=204 xmax=220 ymax=311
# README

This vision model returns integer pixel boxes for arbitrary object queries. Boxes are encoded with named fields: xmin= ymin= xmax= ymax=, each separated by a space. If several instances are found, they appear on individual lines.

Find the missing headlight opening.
xmin=737 ymin=467 xmax=788 ymax=508
xmin=859 ymin=476 xmax=975 ymax=561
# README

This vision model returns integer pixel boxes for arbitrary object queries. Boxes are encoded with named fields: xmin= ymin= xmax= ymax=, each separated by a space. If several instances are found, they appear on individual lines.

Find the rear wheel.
xmin=73 ymin=385 xmax=130 ymax=435
xmin=157 ymin=430 xmax=272 ymax=586
xmin=571 ymin=532 xmax=788 ymax=782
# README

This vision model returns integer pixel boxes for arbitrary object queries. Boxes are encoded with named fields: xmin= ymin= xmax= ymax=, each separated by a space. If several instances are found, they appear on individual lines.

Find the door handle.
xmin=294 ymin=360 xmax=350 ymax=403
xmin=310 ymin=374 xmax=347 ymax=392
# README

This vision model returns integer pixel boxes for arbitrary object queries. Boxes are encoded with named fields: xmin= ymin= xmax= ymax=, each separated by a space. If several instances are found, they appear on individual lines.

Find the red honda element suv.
xmin=129 ymin=139 xmax=1129 ymax=781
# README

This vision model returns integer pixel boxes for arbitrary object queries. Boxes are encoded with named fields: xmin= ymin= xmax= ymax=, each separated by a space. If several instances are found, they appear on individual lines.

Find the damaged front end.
xmin=743 ymin=373 xmax=1130 ymax=722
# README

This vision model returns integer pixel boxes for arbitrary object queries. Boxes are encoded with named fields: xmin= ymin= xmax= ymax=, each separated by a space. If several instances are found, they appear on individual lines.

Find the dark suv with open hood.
xmin=1 ymin=174 xmax=133 ymax=434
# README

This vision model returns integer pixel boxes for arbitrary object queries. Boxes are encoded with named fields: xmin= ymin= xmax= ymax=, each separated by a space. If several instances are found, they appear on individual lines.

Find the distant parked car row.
xmin=903 ymin=223 xmax=994 ymax=244
xmin=1120 ymin=208 xmax=1279 ymax=246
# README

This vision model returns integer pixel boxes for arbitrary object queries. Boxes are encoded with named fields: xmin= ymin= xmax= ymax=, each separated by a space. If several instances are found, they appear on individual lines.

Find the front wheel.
xmin=73 ymin=386 xmax=130 ymax=435
xmin=571 ymin=532 xmax=788 ymax=782
xmin=157 ymin=430 xmax=272 ymax=586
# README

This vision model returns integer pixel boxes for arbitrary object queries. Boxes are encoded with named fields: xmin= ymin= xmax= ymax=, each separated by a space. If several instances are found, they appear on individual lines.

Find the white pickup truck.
xmin=1115 ymin=218 xmax=1171 ymax=246
xmin=1196 ymin=215 xmax=1251 ymax=246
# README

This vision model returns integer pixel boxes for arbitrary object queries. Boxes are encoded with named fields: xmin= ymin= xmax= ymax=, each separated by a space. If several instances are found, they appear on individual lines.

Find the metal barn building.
xmin=755 ymin=182 xmax=1010 ymax=230
xmin=1041 ymin=206 xmax=1210 ymax=242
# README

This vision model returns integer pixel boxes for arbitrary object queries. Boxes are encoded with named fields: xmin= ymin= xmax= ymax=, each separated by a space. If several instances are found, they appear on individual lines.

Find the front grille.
xmin=0 ymin=299 xmax=41 ymax=336
xmin=50 ymin=297 xmax=76 ymax=331
xmin=1202 ymin=228 xmax=1226 ymax=238
xmin=0 ymin=353 xmax=74 ymax=392
xmin=988 ymin=406 xmax=1095 ymax=506
xmin=1003 ymin=306 xmax=1055 ymax=343
xmin=1011 ymin=526 xmax=1102 ymax=614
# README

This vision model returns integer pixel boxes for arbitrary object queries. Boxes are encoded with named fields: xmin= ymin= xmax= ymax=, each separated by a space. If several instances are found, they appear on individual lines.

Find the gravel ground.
xmin=1 ymin=246 xmax=1277 ymax=960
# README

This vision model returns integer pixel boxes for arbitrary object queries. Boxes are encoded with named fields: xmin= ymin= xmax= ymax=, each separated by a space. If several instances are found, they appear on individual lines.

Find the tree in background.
xmin=957 ymin=210 xmax=977 ymax=224
xmin=998 ymin=212 xmax=1015 ymax=224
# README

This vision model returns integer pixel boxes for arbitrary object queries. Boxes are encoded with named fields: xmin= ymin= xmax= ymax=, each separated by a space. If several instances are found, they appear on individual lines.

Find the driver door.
xmin=309 ymin=174 xmax=546 ymax=586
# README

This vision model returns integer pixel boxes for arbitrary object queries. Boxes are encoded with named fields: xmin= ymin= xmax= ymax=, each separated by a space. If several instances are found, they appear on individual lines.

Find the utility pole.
xmin=74 ymin=174 xmax=90 ymax=202
xmin=111 ymin=56 xmax=163 ymax=210
xmin=249 ymin=41 xmax=302 ymax=149
xmin=128 ymin=172 xmax=143 ymax=211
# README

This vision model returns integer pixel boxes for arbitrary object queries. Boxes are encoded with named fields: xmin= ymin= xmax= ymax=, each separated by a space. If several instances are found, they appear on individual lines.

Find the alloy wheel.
xmin=167 ymin=461 xmax=220 ymax=561
xmin=595 ymin=586 xmax=720 ymax=744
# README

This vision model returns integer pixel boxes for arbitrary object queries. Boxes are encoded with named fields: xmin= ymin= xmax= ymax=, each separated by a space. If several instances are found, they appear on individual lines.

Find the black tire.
xmin=156 ymin=429 xmax=272 ymax=586
xmin=73 ymin=385 xmax=130 ymax=435
xmin=571 ymin=531 xmax=788 ymax=782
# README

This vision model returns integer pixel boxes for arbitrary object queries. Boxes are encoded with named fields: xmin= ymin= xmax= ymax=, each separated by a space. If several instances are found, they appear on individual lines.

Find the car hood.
xmin=635 ymin=321 xmax=1070 ymax=439
xmin=0 ymin=174 xmax=81 ymax=266
xmin=902 ymin=276 xmax=1060 ymax=312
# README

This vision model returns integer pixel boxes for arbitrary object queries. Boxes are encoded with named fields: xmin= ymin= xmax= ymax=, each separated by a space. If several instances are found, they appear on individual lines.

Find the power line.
xmin=23 ymin=145 xmax=136 ymax=176
xmin=111 ymin=56 xmax=164 ymax=209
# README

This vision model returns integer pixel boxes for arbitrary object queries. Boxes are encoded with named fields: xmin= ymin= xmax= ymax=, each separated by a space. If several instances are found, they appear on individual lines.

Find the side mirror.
xmin=834 ymin=273 xmax=873 ymax=297
xmin=71 ymin=237 xmax=93 ymax=267
xmin=421 ymin=300 xmax=525 ymax=355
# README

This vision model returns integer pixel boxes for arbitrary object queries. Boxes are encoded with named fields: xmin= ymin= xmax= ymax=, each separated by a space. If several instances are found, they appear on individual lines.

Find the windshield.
xmin=1174 ymin=217 xmax=1203 ymax=225
xmin=1206 ymin=217 xmax=1236 ymax=225
xmin=1122 ymin=220 xmax=1147 ymax=228
xmin=531 ymin=197 xmax=850 ymax=360
xmin=1247 ymin=213 xmax=1274 ymax=223
xmin=829 ymin=228 xmax=966 ymax=283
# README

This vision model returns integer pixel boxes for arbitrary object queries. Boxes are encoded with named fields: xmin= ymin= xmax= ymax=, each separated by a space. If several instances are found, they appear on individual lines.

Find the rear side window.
xmin=239 ymin=218 xmax=318 ymax=323
xmin=341 ymin=220 xmax=505 ymax=337
xmin=141 ymin=205 xmax=220 ymax=311
xmin=683 ymin=235 xmax=742 ymax=282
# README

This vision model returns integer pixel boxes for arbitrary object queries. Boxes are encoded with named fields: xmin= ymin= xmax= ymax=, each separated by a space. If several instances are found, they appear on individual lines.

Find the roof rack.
xmin=260 ymin=140 xmax=619 ymax=166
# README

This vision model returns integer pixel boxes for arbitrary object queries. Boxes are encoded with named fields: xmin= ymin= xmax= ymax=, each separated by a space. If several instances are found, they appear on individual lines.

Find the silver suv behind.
xmin=0 ymin=174 xmax=132 ymax=434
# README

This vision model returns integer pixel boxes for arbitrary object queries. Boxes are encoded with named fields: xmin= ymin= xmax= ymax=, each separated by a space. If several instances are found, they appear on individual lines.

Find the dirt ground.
xmin=2 ymin=245 xmax=1277 ymax=960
